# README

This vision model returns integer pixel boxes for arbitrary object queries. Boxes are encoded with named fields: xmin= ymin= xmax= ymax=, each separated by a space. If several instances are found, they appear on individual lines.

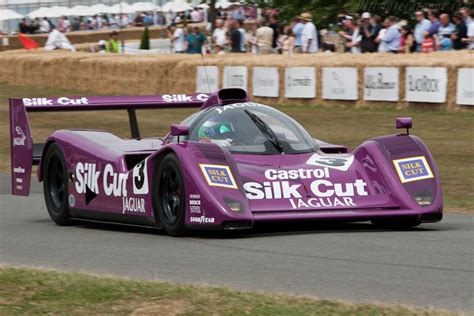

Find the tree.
xmin=140 ymin=27 xmax=150 ymax=50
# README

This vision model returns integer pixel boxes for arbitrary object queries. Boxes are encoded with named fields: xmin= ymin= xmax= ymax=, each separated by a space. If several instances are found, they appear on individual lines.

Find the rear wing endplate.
xmin=9 ymin=93 xmax=210 ymax=196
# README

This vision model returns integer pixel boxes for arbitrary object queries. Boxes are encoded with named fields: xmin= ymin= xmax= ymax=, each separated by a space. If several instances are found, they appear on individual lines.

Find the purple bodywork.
xmin=10 ymin=88 xmax=442 ymax=232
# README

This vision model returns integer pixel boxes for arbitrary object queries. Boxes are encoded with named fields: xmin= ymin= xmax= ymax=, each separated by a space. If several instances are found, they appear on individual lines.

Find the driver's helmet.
xmin=198 ymin=117 xmax=233 ymax=140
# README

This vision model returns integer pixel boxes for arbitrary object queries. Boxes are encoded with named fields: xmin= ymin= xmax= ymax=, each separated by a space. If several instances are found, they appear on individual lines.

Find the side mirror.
xmin=396 ymin=117 xmax=412 ymax=135
xmin=170 ymin=124 xmax=189 ymax=137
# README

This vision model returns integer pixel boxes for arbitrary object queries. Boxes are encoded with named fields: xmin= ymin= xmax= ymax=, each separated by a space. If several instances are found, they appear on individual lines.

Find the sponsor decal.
xmin=244 ymin=167 xmax=368 ymax=210
xmin=13 ymin=167 xmax=25 ymax=174
xmin=15 ymin=178 xmax=23 ymax=183
xmin=365 ymin=72 xmax=396 ymax=96
xmin=13 ymin=126 xmax=26 ymax=146
xmin=306 ymin=154 xmax=354 ymax=171
xmin=199 ymin=164 xmax=237 ymax=189
xmin=162 ymin=94 xmax=208 ymax=102
xmin=75 ymin=162 xmax=146 ymax=214
xmin=189 ymin=194 xmax=201 ymax=213
xmin=214 ymin=102 xmax=262 ymax=114
xmin=122 ymin=197 xmax=145 ymax=214
xmin=132 ymin=159 xmax=148 ymax=195
xmin=22 ymin=97 xmax=89 ymax=106
xmin=190 ymin=216 xmax=215 ymax=224
xmin=16 ymin=185 xmax=23 ymax=190
xmin=393 ymin=156 xmax=434 ymax=183
xmin=408 ymin=75 xmax=439 ymax=92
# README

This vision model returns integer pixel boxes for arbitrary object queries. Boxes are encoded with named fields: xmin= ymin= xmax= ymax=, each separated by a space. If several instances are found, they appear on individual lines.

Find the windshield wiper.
xmin=244 ymin=110 xmax=284 ymax=154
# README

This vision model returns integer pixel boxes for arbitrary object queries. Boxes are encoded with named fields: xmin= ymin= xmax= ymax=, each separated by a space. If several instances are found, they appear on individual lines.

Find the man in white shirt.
xmin=45 ymin=26 xmax=76 ymax=51
xmin=191 ymin=8 xmax=201 ymax=23
xmin=299 ymin=12 xmax=318 ymax=53
xmin=39 ymin=18 xmax=50 ymax=33
xmin=344 ymin=19 xmax=361 ymax=53
xmin=212 ymin=19 xmax=227 ymax=48
xmin=167 ymin=23 xmax=185 ymax=53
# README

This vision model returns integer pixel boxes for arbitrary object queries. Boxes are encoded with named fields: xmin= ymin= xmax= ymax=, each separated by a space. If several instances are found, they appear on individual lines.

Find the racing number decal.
xmin=133 ymin=159 xmax=149 ymax=194
xmin=306 ymin=154 xmax=354 ymax=171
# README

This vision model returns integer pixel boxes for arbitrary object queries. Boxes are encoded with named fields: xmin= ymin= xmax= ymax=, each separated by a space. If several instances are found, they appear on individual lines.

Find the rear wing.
xmin=9 ymin=93 xmax=210 ymax=196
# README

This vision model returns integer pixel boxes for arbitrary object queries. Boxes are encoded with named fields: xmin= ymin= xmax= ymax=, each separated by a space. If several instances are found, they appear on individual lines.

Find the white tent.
xmin=129 ymin=2 xmax=160 ymax=12
xmin=0 ymin=9 xmax=24 ymax=21
xmin=27 ymin=7 xmax=51 ymax=18
xmin=108 ymin=2 xmax=135 ymax=14
xmin=90 ymin=4 xmax=112 ymax=14
xmin=68 ymin=5 xmax=98 ymax=17
xmin=164 ymin=0 xmax=192 ymax=13
xmin=215 ymin=1 xmax=233 ymax=9
xmin=45 ymin=6 xmax=71 ymax=18
xmin=197 ymin=3 xmax=210 ymax=9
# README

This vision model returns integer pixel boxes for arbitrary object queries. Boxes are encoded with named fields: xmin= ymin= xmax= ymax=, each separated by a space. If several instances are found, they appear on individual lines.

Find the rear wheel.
xmin=371 ymin=217 xmax=421 ymax=229
xmin=156 ymin=153 xmax=188 ymax=237
xmin=43 ymin=143 xmax=71 ymax=226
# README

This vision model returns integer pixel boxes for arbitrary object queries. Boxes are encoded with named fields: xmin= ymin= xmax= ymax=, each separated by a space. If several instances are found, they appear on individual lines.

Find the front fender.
xmin=149 ymin=141 xmax=253 ymax=228
xmin=353 ymin=134 xmax=442 ymax=217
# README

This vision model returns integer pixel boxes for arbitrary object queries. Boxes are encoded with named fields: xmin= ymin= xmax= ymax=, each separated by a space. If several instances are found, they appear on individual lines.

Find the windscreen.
xmin=187 ymin=103 xmax=318 ymax=155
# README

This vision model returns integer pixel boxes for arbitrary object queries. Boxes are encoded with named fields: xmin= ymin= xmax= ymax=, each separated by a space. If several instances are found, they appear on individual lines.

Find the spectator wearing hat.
xmin=300 ymin=12 xmax=318 ymax=53
xmin=106 ymin=31 xmax=120 ymax=53
xmin=359 ymin=12 xmax=379 ymax=53
xmin=344 ymin=18 xmax=361 ymax=53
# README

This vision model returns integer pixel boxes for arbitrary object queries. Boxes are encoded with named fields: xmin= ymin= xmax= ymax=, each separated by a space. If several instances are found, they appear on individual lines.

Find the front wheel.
xmin=155 ymin=153 xmax=188 ymax=237
xmin=371 ymin=217 xmax=421 ymax=229
xmin=43 ymin=143 xmax=72 ymax=226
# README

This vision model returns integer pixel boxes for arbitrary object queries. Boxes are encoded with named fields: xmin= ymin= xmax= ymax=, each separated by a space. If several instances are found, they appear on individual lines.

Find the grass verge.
xmin=0 ymin=82 xmax=473 ymax=212
xmin=0 ymin=266 xmax=456 ymax=315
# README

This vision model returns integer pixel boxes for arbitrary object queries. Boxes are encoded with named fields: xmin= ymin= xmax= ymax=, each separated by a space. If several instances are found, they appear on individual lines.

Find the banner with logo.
xmin=322 ymin=67 xmax=358 ymax=100
xmin=284 ymin=67 xmax=316 ymax=98
xmin=196 ymin=66 xmax=219 ymax=93
xmin=405 ymin=67 xmax=447 ymax=103
xmin=252 ymin=67 xmax=279 ymax=97
xmin=456 ymin=68 xmax=474 ymax=106
xmin=363 ymin=67 xmax=399 ymax=101
xmin=223 ymin=66 xmax=248 ymax=90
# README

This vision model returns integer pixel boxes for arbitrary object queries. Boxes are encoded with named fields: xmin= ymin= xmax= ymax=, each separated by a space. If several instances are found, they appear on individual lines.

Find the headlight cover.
xmin=224 ymin=198 xmax=244 ymax=213
xmin=412 ymin=190 xmax=433 ymax=207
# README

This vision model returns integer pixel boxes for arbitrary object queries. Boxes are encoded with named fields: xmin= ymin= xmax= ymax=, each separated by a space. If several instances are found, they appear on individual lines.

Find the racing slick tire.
xmin=371 ymin=217 xmax=421 ymax=229
xmin=155 ymin=153 xmax=188 ymax=237
xmin=43 ymin=143 xmax=72 ymax=226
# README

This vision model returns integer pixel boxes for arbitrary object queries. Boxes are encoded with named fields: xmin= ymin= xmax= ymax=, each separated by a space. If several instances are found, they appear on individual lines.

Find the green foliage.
xmin=139 ymin=27 xmax=150 ymax=50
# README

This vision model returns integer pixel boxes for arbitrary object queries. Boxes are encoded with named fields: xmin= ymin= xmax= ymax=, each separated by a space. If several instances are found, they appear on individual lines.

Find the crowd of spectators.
xmin=335 ymin=8 xmax=474 ymax=53
xmin=16 ymin=3 xmax=474 ymax=54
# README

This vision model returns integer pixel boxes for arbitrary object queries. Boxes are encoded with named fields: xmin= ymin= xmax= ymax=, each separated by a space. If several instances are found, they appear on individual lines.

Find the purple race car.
xmin=10 ymin=88 xmax=442 ymax=236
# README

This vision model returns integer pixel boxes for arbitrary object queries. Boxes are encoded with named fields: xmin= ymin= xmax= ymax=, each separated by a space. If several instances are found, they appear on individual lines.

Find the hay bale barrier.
xmin=0 ymin=50 xmax=472 ymax=111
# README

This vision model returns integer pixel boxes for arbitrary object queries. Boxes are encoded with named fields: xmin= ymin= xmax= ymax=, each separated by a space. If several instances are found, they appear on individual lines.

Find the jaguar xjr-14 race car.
xmin=10 ymin=88 xmax=442 ymax=236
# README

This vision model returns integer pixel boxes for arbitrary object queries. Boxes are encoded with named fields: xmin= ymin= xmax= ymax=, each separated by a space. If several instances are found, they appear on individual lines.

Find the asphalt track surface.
xmin=0 ymin=175 xmax=472 ymax=313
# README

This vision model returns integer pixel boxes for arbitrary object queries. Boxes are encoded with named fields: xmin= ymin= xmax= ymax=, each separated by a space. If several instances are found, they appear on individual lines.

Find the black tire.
xmin=43 ymin=143 xmax=72 ymax=226
xmin=155 ymin=153 xmax=188 ymax=237
xmin=371 ymin=217 xmax=421 ymax=229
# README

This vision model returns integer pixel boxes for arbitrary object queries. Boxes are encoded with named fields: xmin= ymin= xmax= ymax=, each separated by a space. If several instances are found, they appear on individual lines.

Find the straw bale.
xmin=0 ymin=50 xmax=472 ymax=111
